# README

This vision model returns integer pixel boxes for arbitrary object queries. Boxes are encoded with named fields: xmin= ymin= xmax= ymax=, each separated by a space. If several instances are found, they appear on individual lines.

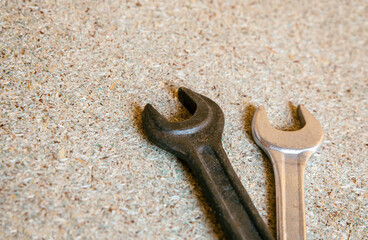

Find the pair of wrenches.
xmin=142 ymin=87 xmax=323 ymax=240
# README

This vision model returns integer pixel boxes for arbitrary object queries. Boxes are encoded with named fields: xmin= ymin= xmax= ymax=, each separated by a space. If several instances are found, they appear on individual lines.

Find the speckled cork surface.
xmin=0 ymin=0 xmax=367 ymax=239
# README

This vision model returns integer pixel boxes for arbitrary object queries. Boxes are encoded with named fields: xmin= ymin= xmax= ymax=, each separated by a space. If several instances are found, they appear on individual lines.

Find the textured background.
xmin=1 ymin=0 xmax=367 ymax=239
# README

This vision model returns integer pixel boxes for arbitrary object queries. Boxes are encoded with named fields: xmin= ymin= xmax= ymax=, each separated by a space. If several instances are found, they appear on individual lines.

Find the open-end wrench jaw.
xmin=252 ymin=105 xmax=323 ymax=156
xmin=142 ymin=87 xmax=224 ymax=160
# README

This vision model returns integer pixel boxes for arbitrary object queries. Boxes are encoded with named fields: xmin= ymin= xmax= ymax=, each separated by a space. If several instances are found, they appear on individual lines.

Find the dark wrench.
xmin=142 ymin=87 xmax=274 ymax=240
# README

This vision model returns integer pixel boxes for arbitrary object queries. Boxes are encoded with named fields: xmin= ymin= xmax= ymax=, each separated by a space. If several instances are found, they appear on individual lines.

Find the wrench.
xmin=142 ymin=87 xmax=274 ymax=240
xmin=252 ymin=105 xmax=323 ymax=240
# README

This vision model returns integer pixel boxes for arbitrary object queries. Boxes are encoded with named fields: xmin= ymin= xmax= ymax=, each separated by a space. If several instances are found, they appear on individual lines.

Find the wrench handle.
xmin=188 ymin=144 xmax=274 ymax=240
xmin=269 ymin=150 xmax=309 ymax=240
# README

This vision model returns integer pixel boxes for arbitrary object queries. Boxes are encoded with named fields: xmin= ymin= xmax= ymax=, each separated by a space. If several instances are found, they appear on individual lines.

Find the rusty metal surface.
xmin=143 ymin=87 xmax=274 ymax=240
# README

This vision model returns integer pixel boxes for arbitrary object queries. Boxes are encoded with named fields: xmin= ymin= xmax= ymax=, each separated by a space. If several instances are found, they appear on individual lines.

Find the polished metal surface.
xmin=252 ymin=105 xmax=323 ymax=240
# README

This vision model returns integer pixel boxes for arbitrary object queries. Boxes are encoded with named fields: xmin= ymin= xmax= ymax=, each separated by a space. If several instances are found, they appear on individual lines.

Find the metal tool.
xmin=142 ymin=87 xmax=274 ymax=240
xmin=252 ymin=105 xmax=323 ymax=240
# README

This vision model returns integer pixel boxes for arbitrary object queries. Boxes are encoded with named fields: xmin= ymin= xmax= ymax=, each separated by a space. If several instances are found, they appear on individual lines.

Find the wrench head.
xmin=142 ymin=87 xmax=224 ymax=160
xmin=252 ymin=105 xmax=323 ymax=155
